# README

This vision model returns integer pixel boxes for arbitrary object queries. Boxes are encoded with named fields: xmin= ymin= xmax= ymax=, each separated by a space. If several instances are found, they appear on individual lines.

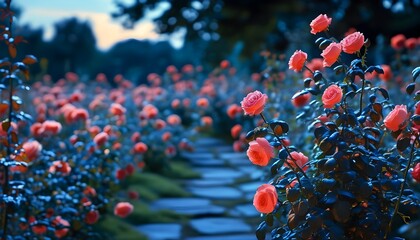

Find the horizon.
xmin=12 ymin=0 xmax=183 ymax=50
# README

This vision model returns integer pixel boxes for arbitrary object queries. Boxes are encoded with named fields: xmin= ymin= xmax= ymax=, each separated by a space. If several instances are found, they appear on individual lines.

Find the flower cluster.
xmin=242 ymin=14 xmax=420 ymax=239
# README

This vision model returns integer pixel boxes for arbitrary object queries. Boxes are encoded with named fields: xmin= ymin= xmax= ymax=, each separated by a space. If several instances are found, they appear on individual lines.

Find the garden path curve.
xmin=136 ymin=137 xmax=265 ymax=240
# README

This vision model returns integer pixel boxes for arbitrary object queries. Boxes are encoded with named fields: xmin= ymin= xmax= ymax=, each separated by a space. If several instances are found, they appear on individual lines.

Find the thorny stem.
xmin=2 ymin=0 xmax=14 ymax=238
xmin=384 ymin=136 xmax=417 ymax=239
xmin=260 ymin=113 xmax=309 ymax=180
xmin=359 ymin=77 xmax=365 ymax=115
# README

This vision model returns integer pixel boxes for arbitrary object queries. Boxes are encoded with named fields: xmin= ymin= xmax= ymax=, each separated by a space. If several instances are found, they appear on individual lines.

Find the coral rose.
xmin=405 ymin=38 xmax=417 ymax=49
xmin=322 ymin=85 xmax=343 ymax=108
xmin=412 ymin=163 xmax=420 ymax=182
xmin=23 ymin=140 xmax=42 ymax=161
xmin=391 ymin=34 xmax=406 ymax=50
xmin=93 ymin=132 xmax=109 ymax=146
xmin=231 ymin=124 xmax=242 ymax=139
xmin=246 ymin=138 xmax=274 ymax=166
xmin=288 ymin=50 xmax=308 ymax=72
xmin=241 ymin=90 xmax=268 ymax=116
xmin=49 ymin=161 xmax=71 ymax=175
xmin=291 ymin=91 xmax=311 ymax=108
xmin=167 ymin=114 xmax=182 ymax=125
xmin=114 ymin=202 xmax=134 ymax=218
xmin=321 ymin=42 xmax=341 ymax=67
xmin=53 ymin=216 xmax=70 ymax=238
xmin=341 ymin=32 xmax=365 ymax=54
xmin=85 ymin=210 xmax=100 ymax=225
xmin=285 ymin=151 xmax=309 ymax=172
xmin=201 ymin=116 xmax=213 ymax=126
xmin=310 ymin=14 xmax=332 ymax=34
xmin=384 ymin=105 xmax=408 ymax=132
xmin=379 ymin=64 xmax=393 ymax=82
xmin=133 ymin=142 xmax=148 ymax=154
xmin=196 ymin=98 xmax=209 ymax=108
xmin=253 ymin=184 xmax=278 ymax=214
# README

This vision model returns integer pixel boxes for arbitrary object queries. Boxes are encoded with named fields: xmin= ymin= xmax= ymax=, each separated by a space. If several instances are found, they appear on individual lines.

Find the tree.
xmin=112 ymin=0 xmax=420 ymax=58
xmin=47 ymin=18 xmax=97 ymax=80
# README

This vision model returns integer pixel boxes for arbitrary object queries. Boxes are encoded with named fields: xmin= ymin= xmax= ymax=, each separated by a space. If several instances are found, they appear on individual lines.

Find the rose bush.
xmin=241 ymin=14 xmax=420 ymax=240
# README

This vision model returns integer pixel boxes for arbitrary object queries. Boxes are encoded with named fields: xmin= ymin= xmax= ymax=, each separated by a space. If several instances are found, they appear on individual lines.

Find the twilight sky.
xmin=12 ymin=0 xmax=181 ymax=50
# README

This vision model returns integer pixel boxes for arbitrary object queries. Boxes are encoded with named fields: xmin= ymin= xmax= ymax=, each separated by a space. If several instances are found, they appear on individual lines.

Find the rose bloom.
xmin=322 ymin=85 xmax=343 ymax=108
xmin=23 ymin=140 xmax=42 ymax=161
xmin=288 ymin=50 xmax=308 ymax=72
xmin=171 ymin=99 xmax=181 ymax=109
xmin=233 ymin=140 xmax=244 ymax=152
xmin=291 ymin=91 xmax=311 ymax=108
xmin=379 ymin=64 xmax=393 ymax=82
xmin=241 ymin=90 xmax=268 ymax=116
xmin=227 ymin=104 xmax=241 ymax=118
xmin=41 ymin=120 xmax=62 ymax=135
xmin=201 ymin=116 xmax=213 ymax=126
xmin=110 ymin=103 xmax=126 ymax=116
xmin=384 ymin=105 xmax=408 ymax=132
xmin=321 ymin=42 xmax=342 ymax=67
xmin=93 ymin=132 xmax=109 ymax=146
xmin=247 ymin=138 xmax=274 ymax=166
xmin=162 ymin=132 xmax=172 ymax=142
xmin=53 ymin=216 xmax=70 ymax=239
xmin=253 ymin=184 xmax=278 ymax=214
xmin=310 ymin=14 xmax=332 ymax=34
xmin=391 ymin=34 xmax=406 ymax=50
xmin=141 ymin=104 xmax=158 ymax=119
xmin=131 ymin=132 xmax=141 ymax=143
xmin=85 ymin=210 xmax=100 ymax=225
xmin=304 ymin=58 xmax=324 ymax=78
xmin=133 ymin=142 xmax=148 ymax=154
xmin=285 ymin=151 xmax=309 ymax=172
xmin=32 ymin=224 xmax=47 ymax=235
xmin=231 ymin=124 xmax=242 ymax=139
xmin=412 ymin=163 xmax=420 ymax=182
xmin=71 ymin=108 xmax=89 ymax=122
xmin=49 ymin=161 xmax=71 ymax=175
xmin=341 ymin=32 xmax=365 ymax=54
xmin=167 ymin=114 xmax=182 ymax=125
xmin=405 ymin=38 xmax=417 ymax=49
xmin=114 ymin=202 xmax=134 ymax=218
xmin=196 ymin=98 xmax=209 ymax=108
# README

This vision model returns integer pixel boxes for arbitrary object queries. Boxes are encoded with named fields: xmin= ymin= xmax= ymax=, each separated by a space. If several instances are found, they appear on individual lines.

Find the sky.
xmin=12 ymin=0 xmax=182 ymax=50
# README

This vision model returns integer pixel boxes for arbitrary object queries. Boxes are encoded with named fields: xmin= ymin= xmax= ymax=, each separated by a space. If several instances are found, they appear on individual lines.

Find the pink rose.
xmin=285 ymin=151 xmax=309 ymax=172
xmin=246 ymin=138 xmax=274 ymax=166
xmin=288 ymin=50 xmax=308 ymax=72
xmin=253 ymin=184 xmax=278 ymax=214
xmin=412 ymin=163 xmax=420 ymax=182
xmin=321 ymin=42 xmax=342 ymax=67
xmin=310 ymin=14 xmax=332 ymax=34
xmin=341 ymin=32 xmax=365 ymax=54
xmin=291 ymin=91 xmax=311 ymax=108
xmin=114 ymin=202 xmax=134 ymax=218
xmin=322 ymin=85 xmax=343 ymax=108
xmin=384 ymin=105 xmax=408 ymax=132
xmin=241 ymin=90 xmax=268 ymax=116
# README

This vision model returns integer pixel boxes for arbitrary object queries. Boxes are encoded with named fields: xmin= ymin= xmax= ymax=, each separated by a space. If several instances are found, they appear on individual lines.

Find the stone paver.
xmin=136 ymin=223 xmax=182 ymax=240
xmin=187 ymin=186 xmax=242 ymax=199
xmin=138 ymin=137 xmax=263 ymax=239
xmin=151 ymin=198 xmax=225 ymax=216
xmin=185 ymin=234 xmax=256 ymax=240
xmin=186 ymin=178 xmax=234 ymax=187
xmin=190 ymin=218 xmax=252 ymax=235
xmin=192 ymin=167 xmax=245 ymax=179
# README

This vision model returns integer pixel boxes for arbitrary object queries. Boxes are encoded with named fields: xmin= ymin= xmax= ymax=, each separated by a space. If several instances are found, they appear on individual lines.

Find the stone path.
xmin=137 ymin=137 xmax=265 ymax=240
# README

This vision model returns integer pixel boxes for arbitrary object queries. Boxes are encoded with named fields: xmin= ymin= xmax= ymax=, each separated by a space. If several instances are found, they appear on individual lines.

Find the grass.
xmin=95 ymin=216 xmax=148 ymax=240
xmin=125 ymin=201 xmax=187 ymax=225
xmin=125 ymin=172 xmax=191 ymax=200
